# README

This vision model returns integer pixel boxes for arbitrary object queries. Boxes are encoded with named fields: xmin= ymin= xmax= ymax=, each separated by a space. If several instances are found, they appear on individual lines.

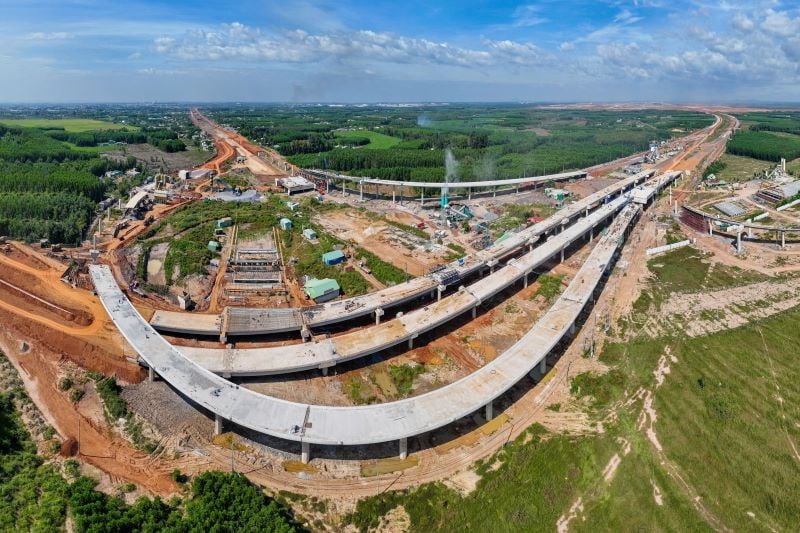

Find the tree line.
xmin=727 ymin=131 xmax=800 ymax=162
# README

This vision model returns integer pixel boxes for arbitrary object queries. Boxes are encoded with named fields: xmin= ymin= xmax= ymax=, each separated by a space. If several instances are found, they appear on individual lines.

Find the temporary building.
xmin=208 ymin=240 xmax=221 ymax=253
xmin=304 ymin=278 xmax=340 ymax=302
xmin=322 ymin=250 xmax=345 ymax=265
xmin=280 ymin=218 xmax=293 ymax=230
xmin=303 ymin=228 xmax=318 ymax=241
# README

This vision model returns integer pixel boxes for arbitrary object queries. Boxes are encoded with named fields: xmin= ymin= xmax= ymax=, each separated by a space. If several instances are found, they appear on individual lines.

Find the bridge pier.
xmin=321 ymin=366 xmax=329 ymax=376
xmin=399 ymin=437 xmax=408 ymax=460
xmin=781 ymin=231 xmax=786 ymax=249
xmin=493 ymin=186 xmax=497 ymax=198
xmin=560 ymin=248 xmax=565 ymax=263
xmin=301 ymin=441 xmax=310 ymax=464
xmin=737 ymin=229 xmax=743 ymax=254
xmin=375 ymin=307 xmax=384 ymax=325
xmin=524 ymin=272 xmax=528 ymax=288
xmin=472 ymin=306 xmax=477 ymax=319
xmin=359 ymin=181 xmax=364 ymax=202
xmin=420 ymin=189 xmax=424 ymax=206
xmin=437 ymin=284 xmax=446 ymax=302
xmin=214 ymin=414 xmax=223 ymax=436
xmin=540 ymin=358 xmax=547 ymax=375
xmin=485 ymin=401 xmax=493 ymax=422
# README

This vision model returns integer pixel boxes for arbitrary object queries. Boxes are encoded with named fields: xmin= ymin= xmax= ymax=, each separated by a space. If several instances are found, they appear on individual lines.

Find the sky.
xmin=1 ymin=0 xmax=800 ymax=103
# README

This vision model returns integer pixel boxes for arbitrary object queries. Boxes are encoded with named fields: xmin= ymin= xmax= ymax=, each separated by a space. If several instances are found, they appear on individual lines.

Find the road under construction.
xmin=91 ymin=169 xmax=680 ymax=463
xmin=150 ymin=168 xmax=659 ymax=340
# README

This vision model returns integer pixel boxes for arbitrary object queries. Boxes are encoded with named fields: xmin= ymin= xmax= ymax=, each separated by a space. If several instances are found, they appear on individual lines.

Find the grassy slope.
xmin=0 ymin=118 xmax=135 ymax=132
xmin=345 ymin=247 xmax=798 ymax=532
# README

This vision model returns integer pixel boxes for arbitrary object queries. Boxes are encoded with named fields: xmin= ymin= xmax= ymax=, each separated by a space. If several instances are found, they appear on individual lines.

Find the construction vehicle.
xmin=143 ymin=215 xmax=155 ymax=227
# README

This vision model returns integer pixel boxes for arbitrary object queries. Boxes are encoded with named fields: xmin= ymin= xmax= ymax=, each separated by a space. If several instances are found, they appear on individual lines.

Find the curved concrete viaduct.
xmin=91 ymin=198 xmax=639 ymax=461
xmin=150 ymin=169 xmax=658 ymax=340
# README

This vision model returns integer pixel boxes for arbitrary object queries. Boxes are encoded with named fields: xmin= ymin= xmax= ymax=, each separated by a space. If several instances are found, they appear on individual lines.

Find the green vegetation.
xmin=94 ymin=376 xmax=129 ymax=421
xmin=702 ymin=158 xmax=726 ymax=178
xmin=388 ymin=363 xmax=425 ymax=396
xmin=727 ymin=130 xmax=800 ymax=162
xmin=334 ymin=129 xmax=401 ymax=149
xmin=709 ymin=153 xmax=773 ymax=183
xmin=0 ymin=118 xmax=133 ymax=132
xmin=209 ymin=106 xmax=712 ymax=183
xmin=533 ymin=274 xmax=565 ymax=303
xmin=355 ymin=248 xmax=408 ymax=285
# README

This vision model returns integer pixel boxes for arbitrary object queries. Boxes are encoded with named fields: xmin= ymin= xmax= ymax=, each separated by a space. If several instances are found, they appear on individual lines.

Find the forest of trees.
xmin=45 ymin=127 xmax=187 ymax=152
xmin=727 ymin=131 xmax=800 ymax=162
xmin=0 ymin=125 xmax=144 ymax=244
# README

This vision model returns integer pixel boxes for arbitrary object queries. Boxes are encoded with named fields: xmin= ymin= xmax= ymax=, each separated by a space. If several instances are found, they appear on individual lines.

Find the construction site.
xmin=7 ymin=104 xmax=798 ymax=518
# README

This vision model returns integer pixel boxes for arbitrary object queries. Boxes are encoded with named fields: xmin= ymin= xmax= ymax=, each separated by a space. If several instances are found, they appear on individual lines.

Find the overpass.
xmin=91 ymin=198 xmax=640 ymax=463
xmin=150 ymin=169 xmax=659 ymax=340
xmin=301 ymin=168 xmax=588 ymax=202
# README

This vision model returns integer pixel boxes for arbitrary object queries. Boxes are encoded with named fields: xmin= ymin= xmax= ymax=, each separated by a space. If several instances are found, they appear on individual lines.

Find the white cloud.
xmin=732 ymin=12 xmax=754 ymax=31
xmin=26 ymin=32 xmax=74 ymax=41
xmin=153 ymin=23 xmax=550 ymax=69
xmin=761 ymin=9 xmax=800 ymax=38
xmin=511 ymin=5 xmax=547 ymax=27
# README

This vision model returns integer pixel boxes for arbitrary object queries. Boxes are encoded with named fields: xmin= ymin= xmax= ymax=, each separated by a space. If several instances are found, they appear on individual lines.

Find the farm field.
xmin=0 ymin=118 xmax=134 ymax=132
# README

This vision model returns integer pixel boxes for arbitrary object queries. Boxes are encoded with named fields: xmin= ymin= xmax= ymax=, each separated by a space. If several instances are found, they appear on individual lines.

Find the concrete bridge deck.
xmin=90 ymin=200 xmax=639 ymax=455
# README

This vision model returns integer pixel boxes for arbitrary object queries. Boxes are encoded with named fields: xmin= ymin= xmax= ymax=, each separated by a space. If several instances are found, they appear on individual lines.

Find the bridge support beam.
xmin=399 ymin=437 xmax=408 ymax=460
xmin=540 ymin=358 xmax=547 ymax=375
xmin=301 ymin=441 xmax=310 ymax=464
xmin=472 ymin=306 xmax=477 ymax=319
xmin=524 ymin=272 xmax=529 ymax=288
xmin=560 ymin=248 xmax=565 ymax=263
xmin=437 ymin=284 xmax=445 ymax=302
xmin=321 ymin=366 xmax=329 ymax=376
xmin=148 ymin=366 xmax=155 ymax=382
xmin=781 ymin=231 xmax=786 ymax=249
xmin=375 ymin=307 xmax=384 ymax=325
xmin=214 ymin=414 xmax=223 ymax=436
xmin=485 ymin=401 xmax=493 ymax=422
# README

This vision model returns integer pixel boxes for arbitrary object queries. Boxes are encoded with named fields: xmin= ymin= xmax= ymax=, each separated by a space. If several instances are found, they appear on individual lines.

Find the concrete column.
xmin=524 ymin=272 xmax=529 ymax=288
xmin=421 ymin=189 xmax=424 ymax=206
xmin=148 ymin=366 xmax=155 ymax=382
xmin=560 ymin=248 xmax=565 ymax=263
xmin=590 ymin=227 xmax=594 ymax=241
xmin=485 ymin=401 xmax=493 ymax=422
xmin=375 ymin=307 xmax=384 ymax=325
xmin=321 ymin=366 xmax=329 ymax=376
xmin=493 ymin=186 xmax=497 ymax=198
xmin=408 ymin=337 xmax=414 ymax=349
xmin=674 ymin=201 xmax=678 ymax=216
xmin=326 ymin=179 xmax=330 ymax=194
xmin=585 ymin=207 xmax=589 ymax=217
xmin=748 ymin=225 xmax=753 ymax=239
xmin=737 ymin=230 xmax=742 ymax=254
xmin=468 ymin=189 xmax=472 ymax=200
xmin=569 ymin=322 xmax=576 ymax=335
xmin=781 ymin=231 xmax=786 ymax=249
xmin=359 ymin=181 xmax=364 ymax=201
xmin=301 ymin=441 xmax=310 ymax=464
xmin=472 ymin=306 xmax=477 ymax=319
xmin=516 ymin=185 xmax=519 ymax=194
xmin=437 ymin=284 xmax=445 ymax=302
xmin=214 ymin=414 xmax=223 ymax=435
xmin=708 ymin=220 xmax=713 ymax=236
xmin=399 ymin=437 xmax=408 ymax=460
xmin=539 ymin=358 xmax=547 ymax=374
xmin=392 ymin=189 xmax=396 ymax=204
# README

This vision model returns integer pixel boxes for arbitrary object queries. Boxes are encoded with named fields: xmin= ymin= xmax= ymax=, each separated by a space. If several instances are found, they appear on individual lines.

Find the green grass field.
xmin=0 ymin=118 xmax=135 ymax=132
xmin=334 ymin=130 xmax=401 ymax=149
xmin=713 ymin=154 xmax=773 ymax=183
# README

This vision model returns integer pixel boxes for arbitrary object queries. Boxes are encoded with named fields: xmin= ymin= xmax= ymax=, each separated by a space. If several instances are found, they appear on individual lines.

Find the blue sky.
xmin=1 ymin=0 xmax=800 ymax=103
